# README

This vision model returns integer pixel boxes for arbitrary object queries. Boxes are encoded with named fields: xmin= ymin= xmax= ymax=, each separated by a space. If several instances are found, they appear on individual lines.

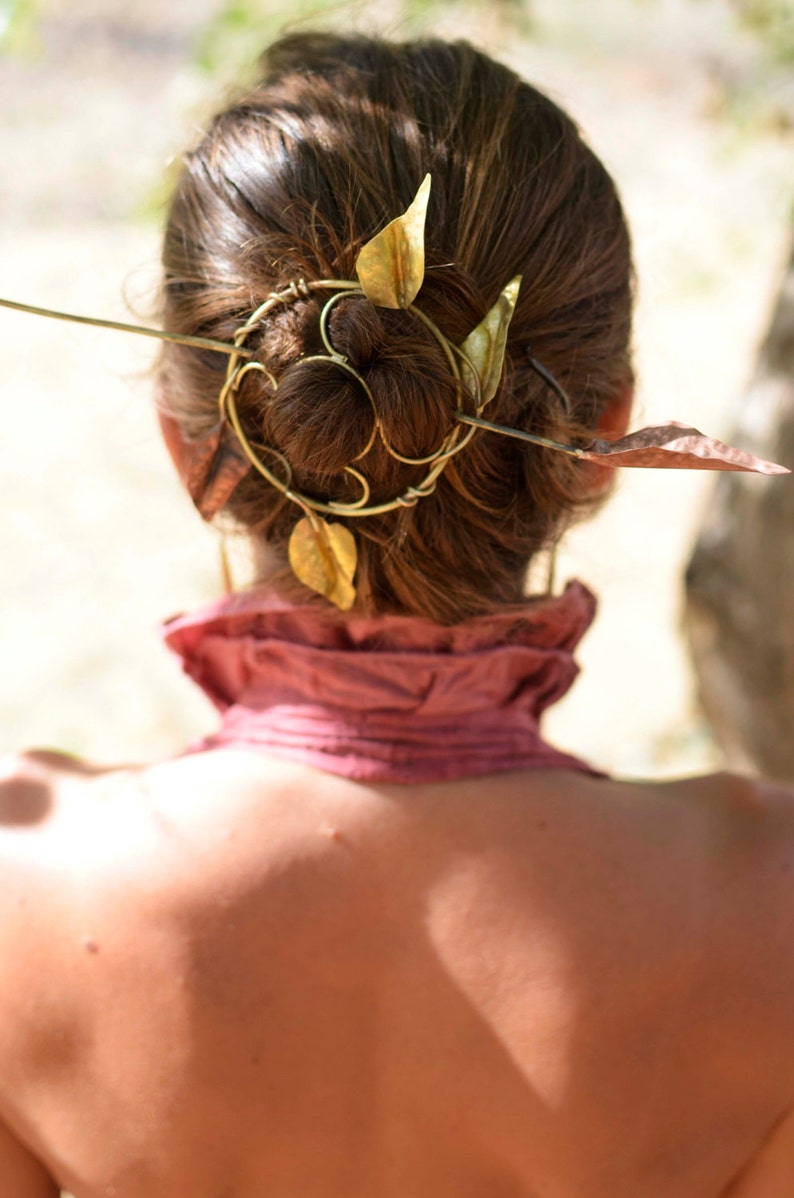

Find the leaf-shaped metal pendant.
xmin=355 ymin=174 xmax=431 ymax=309
xmin=455 ymin=413 xmax=790 ymax=476
xmin=579 ymin=423 xmax=790 ymax=474
xmin=459 ymin=276 xmax=522 ymax=409
xmin=288 ymin=515 xmax=358 ymax=610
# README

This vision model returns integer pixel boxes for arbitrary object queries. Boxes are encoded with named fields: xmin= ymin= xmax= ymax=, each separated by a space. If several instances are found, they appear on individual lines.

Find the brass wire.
xmin=0 ymin=296 xmax=254 ymax=357
xmin=0 ymin=282 xmax=590 ymax=517
xmin=218 ymin=279 xmax=483 ymax=520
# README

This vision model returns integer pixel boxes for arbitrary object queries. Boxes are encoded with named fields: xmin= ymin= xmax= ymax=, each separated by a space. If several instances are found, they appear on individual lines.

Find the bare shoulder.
xmin=658 ymin=769 xmax=794 ymax=889
xmin=0 ymin=745 xmax=388 ymax=980
xmin=0 ymin=746 xmax=98 ymax=821
xmin=644 ymin=770 xmax=794 ymax=1063
xmin=0 ymin=746 xmax=111 ymax=879
xmin=0 ymin=749 xmax=116 ymax=1197
xmin=0 ymin=746 xmax=126 ymax=991
xmin=0 ymin=746 xmax=133 ymax=881
xmin=634 ymin=769 xmax=794 ymax=946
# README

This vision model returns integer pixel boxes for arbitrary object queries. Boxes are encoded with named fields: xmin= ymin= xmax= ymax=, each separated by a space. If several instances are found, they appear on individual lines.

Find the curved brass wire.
xmin=317 ymin=288 xmax=357 ymax=360
xmin=317 ymin=287 xmax=456 ymax=467
xmin=2 ymin=275 xmax=582 ymax=520
xmin=296 ymin=352 xmax=381 ymax=465
xmin=334 ymin=466 xmax=372 ymax=511
xmin=374 ymin=301 xmax=470 ymax=467
xmin=223 ymin=387 xmax=295 ymax=493
xmin=234 ymin=359 xmax=277 ymax=391
xmin=215 ymin=278 xmax=494 ymax=519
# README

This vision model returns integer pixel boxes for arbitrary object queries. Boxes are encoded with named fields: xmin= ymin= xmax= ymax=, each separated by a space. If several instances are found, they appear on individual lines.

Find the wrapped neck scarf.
xmin=163 ymin=581 xmax=599 ymax=784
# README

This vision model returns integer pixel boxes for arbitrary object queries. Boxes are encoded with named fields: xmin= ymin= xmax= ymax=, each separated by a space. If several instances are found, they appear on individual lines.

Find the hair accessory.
xmin=460 ymin=277 xmax=522 ymax=407
xmin=288 ymin=508 xmax=357 ymax=611
xmin=456 ymin=410 xmax=791 ymax=473
xmin=0 ymin=177 xmax=788 ymax=612
xmin=0 ymin=295 xmax=250 ymax=357
xmin=525 ymin=348 xmax=573 ymax=417
xmin=355 ymin=173 xmax=431 ymax=309
xmin=210 ymin=268 xmax=486 ymax=609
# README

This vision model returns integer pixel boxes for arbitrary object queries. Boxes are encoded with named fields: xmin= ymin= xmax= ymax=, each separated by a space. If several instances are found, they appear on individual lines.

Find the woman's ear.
xmin=580 ymin=382 xmax=634 ymax=496
xmin=595 ymin=381 xmax=633 ymax=439
xmin=157 ymin=409 xmax=192 ymax=488
xmin=156 ymin=401 xmax=252 ymax=520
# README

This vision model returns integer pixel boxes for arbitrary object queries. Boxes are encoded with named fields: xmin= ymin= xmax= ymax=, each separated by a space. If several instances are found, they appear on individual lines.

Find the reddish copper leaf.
xmin=580 ymin=423 xmax=789 ymax=475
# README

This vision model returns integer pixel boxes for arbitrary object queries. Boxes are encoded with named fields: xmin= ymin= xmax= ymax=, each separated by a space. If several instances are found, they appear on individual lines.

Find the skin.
xmin=0 ymin=751 xmax=793 ymax=1198
xmin=2 ymin=393 xmax=792 ymax=1196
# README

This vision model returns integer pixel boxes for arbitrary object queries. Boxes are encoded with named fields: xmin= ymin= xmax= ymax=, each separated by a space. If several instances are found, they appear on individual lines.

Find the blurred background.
xmin=0 ymin=0 xmax=791 ymax=776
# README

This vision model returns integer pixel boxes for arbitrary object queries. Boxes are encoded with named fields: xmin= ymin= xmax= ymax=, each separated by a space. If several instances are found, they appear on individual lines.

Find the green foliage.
xmin=192 ymin=0 xmax=535 ymax=78
xmin=0 ymin=0 xmax=43 ymax=56
xmin=722 ymin=0 xmax=794 ymax=131
xmin=732 ymin=0 xmax=794 ymax=62
xmin=192 ymin=0 xmax=342 ymax=78
xmin=670 ymin=0 xmax=794 ymax=131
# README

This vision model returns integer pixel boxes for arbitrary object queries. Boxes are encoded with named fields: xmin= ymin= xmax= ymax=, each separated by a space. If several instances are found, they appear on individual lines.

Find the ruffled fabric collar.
xmin=163 ymin=582 xmax=598 ymax=783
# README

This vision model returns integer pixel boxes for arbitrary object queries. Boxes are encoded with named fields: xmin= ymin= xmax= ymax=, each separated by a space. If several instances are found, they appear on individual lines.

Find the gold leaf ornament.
xmin=288 ymin=515 xmax=358 ymax=611
xmin=459 ymin=276 xmax=522 ymax=409
xmin=355 ymin=174 xmax=431 ymax=309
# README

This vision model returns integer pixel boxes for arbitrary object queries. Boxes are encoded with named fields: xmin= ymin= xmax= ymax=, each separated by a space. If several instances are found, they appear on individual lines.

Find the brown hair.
xmin=159 ymin=32 xmax=633 ymax=623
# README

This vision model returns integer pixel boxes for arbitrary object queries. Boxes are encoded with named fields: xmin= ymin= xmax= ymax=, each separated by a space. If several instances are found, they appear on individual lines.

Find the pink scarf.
xmin=163 ymin=581 xmax=599 ymax=783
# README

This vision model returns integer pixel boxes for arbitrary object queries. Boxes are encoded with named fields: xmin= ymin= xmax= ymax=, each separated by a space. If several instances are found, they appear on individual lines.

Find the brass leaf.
xmin=355 ymin=174 xmax=431 ymax=309
xmin=459 ymin=276 xmax=522 ymax=409
xmin=288 ymin=516 xmax=358 ymax=610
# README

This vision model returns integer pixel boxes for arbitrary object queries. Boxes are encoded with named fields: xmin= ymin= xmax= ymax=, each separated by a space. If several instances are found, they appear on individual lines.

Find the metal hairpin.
xmin=0 ymin=280 xmax=584 ymax=477
xmin=217 ymin=279 xmax=482 ymax=519
xmin=1 ymin=169 xmax=786 ymax=616
xmin=0 ymin=295 xmax=252 ymax=357
xmin=455 ymin=347 xmax=582 ymax=458
xmin=526 ymin=349 xmax=573 ymax=417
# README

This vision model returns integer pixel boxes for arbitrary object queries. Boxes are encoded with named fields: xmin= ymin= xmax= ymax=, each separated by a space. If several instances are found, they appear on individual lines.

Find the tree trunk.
xmin=684 ymin=237 xmax=794 ymax=779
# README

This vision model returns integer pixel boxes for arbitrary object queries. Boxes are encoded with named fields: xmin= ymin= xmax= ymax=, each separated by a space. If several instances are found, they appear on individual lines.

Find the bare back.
xmin=1 ymin=748 xmax=793 ymax=1198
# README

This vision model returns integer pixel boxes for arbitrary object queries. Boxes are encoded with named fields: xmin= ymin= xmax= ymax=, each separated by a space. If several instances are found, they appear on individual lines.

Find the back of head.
xmin=159 ymin=32 xmax=633 ymax=623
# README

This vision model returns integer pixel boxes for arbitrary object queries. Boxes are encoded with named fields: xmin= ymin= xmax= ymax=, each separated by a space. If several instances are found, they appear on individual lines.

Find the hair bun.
xmin=242 ymin=292 xmax=461 ymax=498
xmin=326 ymin=292 xmax=384 ymax=368
xmin=161 ymin=33 xmax=633 ymax=620
xmin=266 ymin=354 xmax=375 ymax=477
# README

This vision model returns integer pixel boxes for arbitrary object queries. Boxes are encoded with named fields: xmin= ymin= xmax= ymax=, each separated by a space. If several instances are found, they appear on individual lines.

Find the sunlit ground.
xmin=0 ymin=0 xmax=791 ymax=778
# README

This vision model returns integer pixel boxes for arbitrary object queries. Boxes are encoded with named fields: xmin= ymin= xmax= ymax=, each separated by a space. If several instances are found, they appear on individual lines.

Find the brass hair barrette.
xmin=0 ymin=174 xmax=788 ymax=611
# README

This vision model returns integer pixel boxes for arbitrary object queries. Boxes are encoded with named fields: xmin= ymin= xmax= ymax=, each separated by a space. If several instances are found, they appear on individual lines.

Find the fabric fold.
xmin=163 ymin=582 xmax=599 ymax=783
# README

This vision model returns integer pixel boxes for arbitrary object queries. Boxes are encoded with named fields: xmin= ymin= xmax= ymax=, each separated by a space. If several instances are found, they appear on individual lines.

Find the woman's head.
xmin=159 ymin=32 xmax=634 ymax=622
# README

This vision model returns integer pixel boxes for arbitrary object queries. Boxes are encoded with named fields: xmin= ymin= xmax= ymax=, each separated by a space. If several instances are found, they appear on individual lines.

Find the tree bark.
xmin=684 ymin=237 xmax=794 ymax=779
